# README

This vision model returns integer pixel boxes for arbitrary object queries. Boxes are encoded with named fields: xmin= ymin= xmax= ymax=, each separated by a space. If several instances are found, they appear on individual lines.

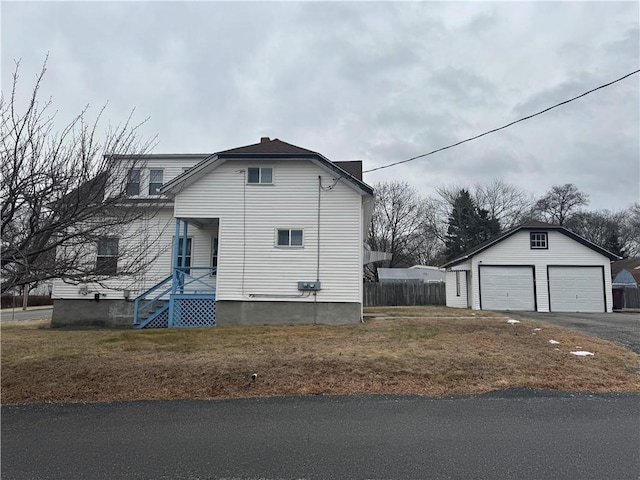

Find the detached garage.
xmin=442 ymin=221 xmax=619 ymax=313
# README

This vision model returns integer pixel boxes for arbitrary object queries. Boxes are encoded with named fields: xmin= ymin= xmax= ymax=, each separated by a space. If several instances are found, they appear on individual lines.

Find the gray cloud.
xmin=2 ymin=1 xmax=638 ymax=210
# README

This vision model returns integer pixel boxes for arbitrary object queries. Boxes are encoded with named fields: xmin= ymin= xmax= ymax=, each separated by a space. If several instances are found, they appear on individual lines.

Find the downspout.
xmin=314 ymin=176 xmax=322 ymax=325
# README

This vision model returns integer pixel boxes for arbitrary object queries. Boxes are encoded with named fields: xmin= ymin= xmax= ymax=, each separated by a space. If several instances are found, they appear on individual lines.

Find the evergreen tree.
xmin=444 ymin=190 xmax=501 ymax=261
xmin=604 ymin=229 xmax=625 ymax=258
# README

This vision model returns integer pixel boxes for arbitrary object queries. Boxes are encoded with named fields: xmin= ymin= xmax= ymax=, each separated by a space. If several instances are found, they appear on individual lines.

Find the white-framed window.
xmin=455 ymin=271 xmax=461 ymax=296
xmin=211 ymin=237 xmax=218 ymax=274
xmin=126 ymin=169 xmax=141 ymax=196
xmin=173 ymin=237 xmax=192 ymax=274
xmin=530 ymin=232 xmax=548 ymax=249
xmin=149 ymin=169 xmax=164 ymax=195
xmin=96 ymin=237 xmax=119 ymax=275
xmin=276 ymin=228 xmax=303 ymax=247
xmin=247 ymin=167 xmax=273 ymax=184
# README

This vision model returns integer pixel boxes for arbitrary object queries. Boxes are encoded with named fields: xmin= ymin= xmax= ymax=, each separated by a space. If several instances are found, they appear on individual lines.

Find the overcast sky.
xmin=3 ymin=1 xmax=639 ymax=211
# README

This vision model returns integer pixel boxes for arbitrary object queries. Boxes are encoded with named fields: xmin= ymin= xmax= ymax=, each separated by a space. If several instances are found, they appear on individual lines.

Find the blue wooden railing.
xmin=133 ymin=267 xmax=217 ymax=328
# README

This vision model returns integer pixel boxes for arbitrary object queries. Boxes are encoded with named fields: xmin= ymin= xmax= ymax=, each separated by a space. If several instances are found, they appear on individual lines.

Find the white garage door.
xmin=548 ymin=266 xmax=604 ymax=312
xmin=480 ymin=266 xmax=535 ymax=311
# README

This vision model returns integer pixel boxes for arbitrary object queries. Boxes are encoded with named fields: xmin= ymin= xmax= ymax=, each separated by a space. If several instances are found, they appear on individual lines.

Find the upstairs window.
xmin=247 ymin=167 xmax=273 ymax=184
xmin=96 ymin=238 xmax=119 ymax=275
xmin=277 ymin=229 xmax=303 ymax=247
xmin=149 ymin=169 xmax=164 ymax=195
xmin=530 ymin=232 xmax=548 ymax=249
xmin=126 ymin=169 xmax=141 ymax=196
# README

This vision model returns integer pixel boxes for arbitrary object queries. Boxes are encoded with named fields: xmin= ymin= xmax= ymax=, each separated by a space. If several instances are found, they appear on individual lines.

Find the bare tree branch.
xmin=1 ymin=57 xmax=164 ymax=293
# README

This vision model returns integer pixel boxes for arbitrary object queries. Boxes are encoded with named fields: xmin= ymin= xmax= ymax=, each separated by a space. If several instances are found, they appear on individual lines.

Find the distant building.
xmin=377 ymin=266 xmax=445 ymax=284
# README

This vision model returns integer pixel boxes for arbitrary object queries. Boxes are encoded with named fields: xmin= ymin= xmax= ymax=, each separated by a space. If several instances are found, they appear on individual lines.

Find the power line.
xmin=363 ymin=69 xmax=640 ymax=174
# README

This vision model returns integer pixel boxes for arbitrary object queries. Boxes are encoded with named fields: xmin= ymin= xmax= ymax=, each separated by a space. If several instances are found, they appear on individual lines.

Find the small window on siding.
xmin=276 ymin=229 xmax=303 ymax=247
xmin=247 ymin=167 xmax=273 ymax=184
xmin=149 ymin=170 xmax=164 ymax=195
xmin=96 ymin=238 xmax=119 ymax=275
xmin=530 ymin=232 xmax=548 ymax=249
xmin=126 ymin=169 xmax=141 ymax=196
xmin=455 ymin=271 xmax=461 ymax=296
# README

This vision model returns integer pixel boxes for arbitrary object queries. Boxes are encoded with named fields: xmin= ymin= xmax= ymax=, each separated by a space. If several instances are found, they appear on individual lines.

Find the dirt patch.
xmin=2 ymin=307 xmax=638 ymax=404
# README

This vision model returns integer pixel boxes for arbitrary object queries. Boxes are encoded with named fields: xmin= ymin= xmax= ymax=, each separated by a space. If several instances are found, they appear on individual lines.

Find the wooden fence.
xmin=364 ymin=282 xmax=446 ymax=307
xmin=624 ymin=288 xmax=640 ymax=308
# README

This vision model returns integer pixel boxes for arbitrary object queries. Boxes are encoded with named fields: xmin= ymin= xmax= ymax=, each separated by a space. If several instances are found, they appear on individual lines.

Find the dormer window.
xmin=149 ymin=169 xmax=164 ymax=195
xmin=530 ymin=232 xmax=548 ymax=249
xmin=126 ymin=169 xmax=141 ymax=196
xmin=247 ymin=167 xmax=273 ymax=184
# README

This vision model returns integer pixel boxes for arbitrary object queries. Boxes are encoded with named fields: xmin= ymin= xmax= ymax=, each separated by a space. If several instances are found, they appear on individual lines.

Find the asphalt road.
xmin=508 ymin=311 xmax=640 ymax=353
xmin=2 ymin=392 xmax=639 ymax=480
xmin=0 ymin=306 xmax=52 ymax=322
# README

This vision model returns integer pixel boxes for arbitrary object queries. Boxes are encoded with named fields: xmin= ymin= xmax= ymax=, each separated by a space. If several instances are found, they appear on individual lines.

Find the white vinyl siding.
xmin=53 ymin=156 xmax=367 ymax=307
xmin=479 ymin=266 xmax=535 ymax=311
xmin=446 ymin=271 xmax=469 ymax=308
xmin=174 ymin=160 xmax=363 ymax=303
xmin=52 ymin=208 xmax=218 ymax=300
xmin=548 ymin=266 xmax=605 ymax=312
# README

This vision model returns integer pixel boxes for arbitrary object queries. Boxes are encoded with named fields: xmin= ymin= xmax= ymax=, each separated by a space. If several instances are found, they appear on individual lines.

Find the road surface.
xmin=0 ymin=306 xmax=52 ymax=322
xmin=2 ymin=391 xmax=639 ymax=479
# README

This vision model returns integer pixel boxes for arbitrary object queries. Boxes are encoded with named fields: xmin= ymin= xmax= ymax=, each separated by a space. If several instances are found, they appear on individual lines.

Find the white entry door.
xmin=480 ymin=266 xmax=535 ymax=311
xmin=548 ymin=266 xmax=605 ymax=312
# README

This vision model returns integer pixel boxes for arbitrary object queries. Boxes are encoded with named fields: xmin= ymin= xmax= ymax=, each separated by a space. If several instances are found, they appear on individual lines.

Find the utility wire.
xmin=363 ymin=69 xmax=640 ymax=173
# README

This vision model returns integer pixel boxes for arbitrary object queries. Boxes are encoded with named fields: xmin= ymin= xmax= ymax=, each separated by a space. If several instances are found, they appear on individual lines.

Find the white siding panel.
xmin=52 ymin=208 xmax=177 ymax=300
xmin=446 ymin=271 xmax=469 ymax=308
xmin=174 ymin=160 xmax=364 ymax=304
xmin=548 ymin=266 xmax=605 ymax=312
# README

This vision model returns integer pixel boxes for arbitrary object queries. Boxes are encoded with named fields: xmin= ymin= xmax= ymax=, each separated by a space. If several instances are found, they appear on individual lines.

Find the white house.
xmin=51 ymin=138 xmax=375 ymax=327
xmin=441 ymin=221 xmax=619 ymax=313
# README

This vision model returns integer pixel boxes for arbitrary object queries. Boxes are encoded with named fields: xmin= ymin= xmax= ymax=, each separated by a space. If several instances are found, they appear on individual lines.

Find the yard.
xmin=2 ymin=306 xmax=638 ymax=404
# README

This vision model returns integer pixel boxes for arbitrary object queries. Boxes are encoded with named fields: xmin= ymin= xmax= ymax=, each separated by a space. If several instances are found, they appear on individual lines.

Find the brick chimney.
xmin=260 ymin=137 xmax=270 ymax=143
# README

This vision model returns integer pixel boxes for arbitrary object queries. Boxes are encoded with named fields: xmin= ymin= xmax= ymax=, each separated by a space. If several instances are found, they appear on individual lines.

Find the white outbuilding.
xmin=441 ymin=221 xmax=619 ymax=313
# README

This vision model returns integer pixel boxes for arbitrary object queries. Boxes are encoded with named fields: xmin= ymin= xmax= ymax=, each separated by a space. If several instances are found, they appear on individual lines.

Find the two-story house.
xmin=51 ymin=138 xmax=375 ymax=327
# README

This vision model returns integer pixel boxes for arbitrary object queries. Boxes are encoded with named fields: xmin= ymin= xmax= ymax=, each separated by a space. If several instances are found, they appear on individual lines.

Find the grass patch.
xmin=2 ymin=306 xmax=639 ymax=404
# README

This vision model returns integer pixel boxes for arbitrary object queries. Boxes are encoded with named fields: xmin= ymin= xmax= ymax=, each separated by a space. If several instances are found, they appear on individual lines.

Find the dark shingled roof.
xmin=334 ymin=161 xmax=363 ymax=180
xmin=217 ymin=138 xmax=319 ymax=156
xmin=161 ymin=138 xmax=373 ymax=196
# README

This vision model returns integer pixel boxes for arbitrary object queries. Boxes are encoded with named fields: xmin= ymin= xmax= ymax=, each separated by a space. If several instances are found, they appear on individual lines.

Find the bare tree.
xmin=368 ymin=181 xmax=427 ymax=269
xmin=619 ymin=202 xmax=640 ymax=257
xmin=473 ymin=179 xmax=535 ymax=230
xmin=564 ymin=209 xmax=627 ymax=256
xmin=432 ymin=180 xmax=533 ymax=233
xmin=533 ymin=183 xmax=589 ymax=226
xmin=1 ymin=58 xmax=162 ymax=293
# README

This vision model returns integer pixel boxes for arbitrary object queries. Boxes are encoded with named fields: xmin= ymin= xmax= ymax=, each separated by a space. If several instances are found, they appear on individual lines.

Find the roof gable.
xmin=441 ymin=223 xmax=620 ymax=268
xmin=161 ymin=138 xmax=373 ymax=196
xmin=217 ymin=138 xmax=319 ymax=156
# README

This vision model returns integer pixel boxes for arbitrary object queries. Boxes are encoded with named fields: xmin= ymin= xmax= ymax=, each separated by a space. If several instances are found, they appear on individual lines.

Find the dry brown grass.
xmin=2 ymin=307 xmax=638 ymax=404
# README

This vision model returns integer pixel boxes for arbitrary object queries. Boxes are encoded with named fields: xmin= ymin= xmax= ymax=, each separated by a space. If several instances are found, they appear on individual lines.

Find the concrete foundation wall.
xmin=216 ymin=300 xmax=361 ymax=325
xmin=52 ymin=299 xmax=361 ymax=328
xmin=52 ymin=299 xmax=134 ymax=328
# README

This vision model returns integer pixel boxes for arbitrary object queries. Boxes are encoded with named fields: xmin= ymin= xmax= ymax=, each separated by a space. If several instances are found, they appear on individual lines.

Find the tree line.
xmin=368 ymin=180 xmax=639 ymax=274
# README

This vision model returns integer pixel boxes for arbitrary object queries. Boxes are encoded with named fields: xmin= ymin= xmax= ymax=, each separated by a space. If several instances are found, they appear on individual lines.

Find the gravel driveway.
xmin=509 ymin=311 xmax=640 ymax=353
